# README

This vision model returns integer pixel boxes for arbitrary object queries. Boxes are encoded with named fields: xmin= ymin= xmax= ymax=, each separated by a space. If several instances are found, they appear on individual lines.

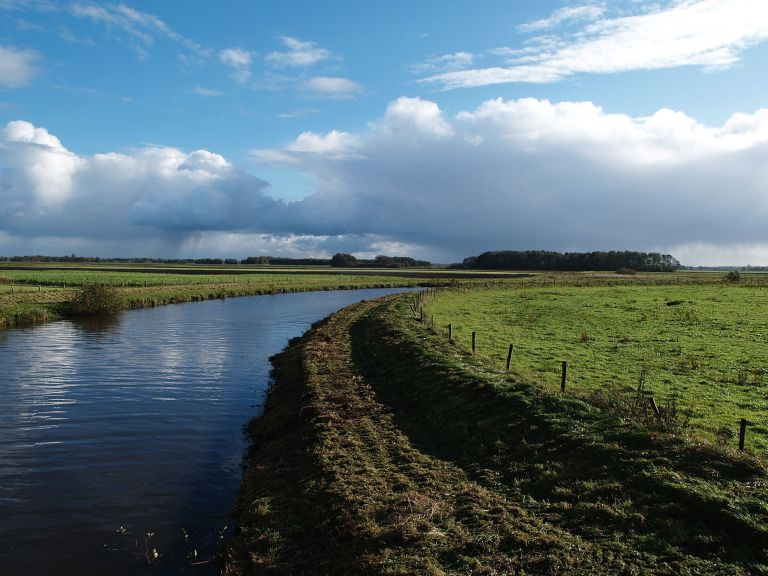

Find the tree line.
xmin=455 ymin=250 xmax=680 ymax=272
xmin=243 ymin=254 xmax=432 ymax=268
xmin=1 ymin=254 xmax=432 ymax=268
xmin=0 ymin=255 xmax=241 ymax=265
xmin=241 ymin=256 xmax=331 ymax=266
xmin=329 ymin=254 xmax=431 ymax=268
xmin=245 ymin=254 xmax=432 ymax=268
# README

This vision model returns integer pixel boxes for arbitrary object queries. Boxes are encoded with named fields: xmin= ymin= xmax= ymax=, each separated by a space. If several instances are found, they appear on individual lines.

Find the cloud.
xmin=193 ymin=86 xmax=224 ymax=97
xmin=219 ymin=47 xmax=252 ymax=68
xmin=266 ymin=36 xmax=332 ymax=67
xmin=1 ymin=120 xmax=83 ymax=205
xmin=517 ymin=4 xmax=605 ymax=33
xmin=288 ymin=130 xmax=360 ymax=157
xmin=15 ymin=18 xmax=46 ymax=31
xmin=251 ymin=130 xmax=361 ymax=163
xmin=0 ymin=120 xmax=282 ymax=250
xmin=69 ymin=2 xmax=208 ymax=59
xmin=219 ymin=48 xmax=253 ymax=82
xmin=0 ymin=45 xmax=39 ymax=88
xmin=423 ymin=0 xmax=768 ymax=89
xmin=376 ymin=96 xmax=454 ymax=139
xmin=7 ymin=98 xmax=768 ymax=264
xmin=274 ymin=108 xmax=321 ymax=119
xmin=57 ymin=25 xmax=96 ymax=46
xmin=305 ymin=76 xmax=362 ymax=99
xmin=254 ymin=96 xmax=768 ymax=264
xmin=249 ymin=148 xmax=300 ymax=165
xmin=411 ymin=51 xmax=475 ymax=74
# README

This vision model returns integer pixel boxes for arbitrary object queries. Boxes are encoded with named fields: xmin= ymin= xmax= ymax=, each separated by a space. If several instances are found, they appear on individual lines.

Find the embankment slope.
xmin=224 ymin=295 xmax=768 ymax=575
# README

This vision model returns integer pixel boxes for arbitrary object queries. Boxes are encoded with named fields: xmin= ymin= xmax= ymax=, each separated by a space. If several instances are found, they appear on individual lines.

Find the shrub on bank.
xmin=67 ymin=283 xmax=123 ymax=315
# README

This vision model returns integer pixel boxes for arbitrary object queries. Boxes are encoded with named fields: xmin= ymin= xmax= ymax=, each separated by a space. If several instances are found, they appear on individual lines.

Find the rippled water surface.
xmin=0 ymin=288 xmax=413 ymax=575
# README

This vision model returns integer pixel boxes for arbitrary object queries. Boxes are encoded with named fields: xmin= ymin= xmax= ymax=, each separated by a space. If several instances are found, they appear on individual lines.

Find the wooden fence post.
xmin=448 ymin=323 xmax=452 ymax=341
xmin=739 ymin=418 xmax=747 ymax=451
xmin=472 ymin=331 xmax=476 ymax=354
xmin=648 ymin=397 xmax=662 ymax=422
xmin=561 ymin=361 xmax=567 ymax=392
xmin=506 ymin=344 xmax=514 ymax=371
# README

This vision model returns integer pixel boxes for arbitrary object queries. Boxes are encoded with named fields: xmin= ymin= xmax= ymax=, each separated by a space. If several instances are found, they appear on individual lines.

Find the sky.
xmin=2 ymin=1 xmax=768 ymax=265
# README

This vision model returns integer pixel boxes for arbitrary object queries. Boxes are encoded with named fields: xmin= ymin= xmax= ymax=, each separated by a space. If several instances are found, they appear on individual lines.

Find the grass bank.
xmin=224 ymin=293 xmax=768 ymax=575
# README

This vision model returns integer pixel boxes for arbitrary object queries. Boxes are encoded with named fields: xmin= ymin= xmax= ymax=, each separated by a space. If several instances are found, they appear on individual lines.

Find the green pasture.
xmin=0 ymin=268 xmax=420 ymax=287
xmin=425 ymin=283 xmax=768 ymax=449
xmin=0 ymin=268 xmax=431 ymax=329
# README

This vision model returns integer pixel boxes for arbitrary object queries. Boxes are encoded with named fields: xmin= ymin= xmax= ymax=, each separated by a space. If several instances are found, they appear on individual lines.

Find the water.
xmin=0 ymin=288 xmax=414 ymax=575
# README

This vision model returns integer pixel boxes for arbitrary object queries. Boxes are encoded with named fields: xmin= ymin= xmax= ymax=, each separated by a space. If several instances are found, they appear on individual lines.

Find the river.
xmin=0 ymin=288 xmax=414 ymax=575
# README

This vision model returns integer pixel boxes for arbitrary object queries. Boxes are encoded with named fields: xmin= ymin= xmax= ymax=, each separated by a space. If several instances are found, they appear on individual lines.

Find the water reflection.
xmin=0 ymin=288 xmax=416 ymax=575
xmin=71 ymin=314 xmax=122 ymax=333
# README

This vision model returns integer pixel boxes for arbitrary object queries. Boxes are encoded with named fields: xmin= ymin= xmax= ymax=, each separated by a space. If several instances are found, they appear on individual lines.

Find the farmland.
xmin=5 ymin=265 xmax=767 ymax=450
xmin=3 ymin=264 xmax=768 ymax=572
xmin=424 ymin=280 xmax=768 ymax=449
xmin=0 ymin=264 xmax=446 ymax=329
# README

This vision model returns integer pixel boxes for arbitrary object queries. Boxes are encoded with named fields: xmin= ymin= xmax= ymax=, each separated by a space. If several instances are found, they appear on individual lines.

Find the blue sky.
xmin=2 ymin=0 xmax=768 ymax=264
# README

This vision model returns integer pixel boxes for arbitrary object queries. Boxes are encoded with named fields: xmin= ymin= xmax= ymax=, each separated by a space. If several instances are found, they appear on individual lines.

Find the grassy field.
xmin=424 ymin=281 xmax=768 ymax=450
xmin=225 ymin=293 xmax=768 ymax=574
xmin=0 ymin=267 xmax=438 ymax=287
xmin=0 ymin=265 xmax=446 ymax=329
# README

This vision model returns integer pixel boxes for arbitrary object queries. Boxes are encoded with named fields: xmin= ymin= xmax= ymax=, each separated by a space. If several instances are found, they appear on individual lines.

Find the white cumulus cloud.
xmin=0 ymin=120 xmax=281 ymax=250
xmin=1 ymin=120 xmax=83 ymax=206
xmin=377 ymin=96 xmax=454 ymax=140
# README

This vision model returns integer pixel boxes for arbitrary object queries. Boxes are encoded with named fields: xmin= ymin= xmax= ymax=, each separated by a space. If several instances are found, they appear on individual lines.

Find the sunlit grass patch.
xmin=425 ymin=283 xmax=768 ymax=449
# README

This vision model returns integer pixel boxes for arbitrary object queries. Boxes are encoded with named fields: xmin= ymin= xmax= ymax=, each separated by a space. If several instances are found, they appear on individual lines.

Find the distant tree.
xmin=331 ymin=253 xmax=358 ymax=267
xmin=241 ymin=256 xmax=335 ymax=265
xmin=242 ymin=256 xmax=272 ymax=264
xmin=374 ymin=255 xmax=396 ymax=268
xmin=370 ymin=255 xmax=431 ymax=268
xmin=725 ymin=270 xmax=741 ymax=283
